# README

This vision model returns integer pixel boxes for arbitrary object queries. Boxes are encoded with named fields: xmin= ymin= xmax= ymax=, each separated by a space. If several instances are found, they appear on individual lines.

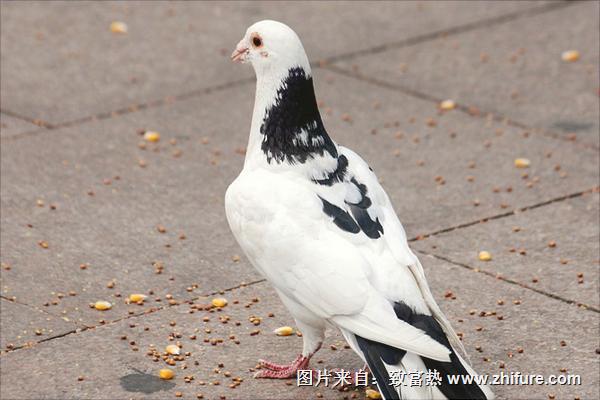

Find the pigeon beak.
xmin=231 ymin=40 xmax=249 ymax=63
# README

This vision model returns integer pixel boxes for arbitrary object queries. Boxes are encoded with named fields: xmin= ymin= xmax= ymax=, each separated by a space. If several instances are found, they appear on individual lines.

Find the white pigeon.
xmin=226 ymin=20 xmax=494 ymax=400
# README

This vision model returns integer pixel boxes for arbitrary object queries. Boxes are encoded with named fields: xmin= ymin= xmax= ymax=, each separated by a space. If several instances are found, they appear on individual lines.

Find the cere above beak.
xmin=231 ymin=41 xmax=249 ymax=63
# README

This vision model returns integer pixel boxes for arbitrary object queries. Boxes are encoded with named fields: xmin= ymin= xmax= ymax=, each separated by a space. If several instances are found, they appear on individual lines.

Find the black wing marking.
xmin=346 ymin=178 xmax=383 ymax=239
xmin=348 ymin=206 xmax=383 ymax=239
xmin=313 ymin=155 xmax=348 ymax=185
xmin=317 ymin=163 xmax=384 ymax=239
xmin=319 ymin=196 xmax=360 ymax=234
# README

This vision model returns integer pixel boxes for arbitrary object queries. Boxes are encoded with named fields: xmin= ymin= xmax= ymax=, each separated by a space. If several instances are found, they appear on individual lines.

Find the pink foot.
xmin=255 ymin=354 xmax=312 ymax=379
xmin=258 ymin=355 xmax=303 ymax=371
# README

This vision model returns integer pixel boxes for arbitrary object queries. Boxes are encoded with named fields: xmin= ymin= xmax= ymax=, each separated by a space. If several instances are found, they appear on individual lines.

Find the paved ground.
xmin=0 ymin=1 xmax=598 ymax=399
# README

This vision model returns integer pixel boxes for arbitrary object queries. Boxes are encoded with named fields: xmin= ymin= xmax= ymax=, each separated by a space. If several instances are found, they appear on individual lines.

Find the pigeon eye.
xmin=252 ymin=36 xmax=263 ymax=48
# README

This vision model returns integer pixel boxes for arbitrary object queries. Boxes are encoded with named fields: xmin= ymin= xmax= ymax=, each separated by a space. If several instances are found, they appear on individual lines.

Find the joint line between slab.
xmin=0 ymin=295 xmax=84 ymax=327
xmin=407 ymin=186 xmax=599 ymax=312
xmin=0 ymin=77 xmax=255 ymax=142
xmin=407 ymin=188 xmax=598 ymax=242
xmin=0 ymin=109 xmax=54 ymax=129
xmin=0 ymin=278 xmax=267 ymax=355
xmin=322 ymin=64 xmax=599 ymax=151
xmin=322 ymin=1 xmax=573 ymax=64
xmin=418 ymin=251 xmax=599 ymax=313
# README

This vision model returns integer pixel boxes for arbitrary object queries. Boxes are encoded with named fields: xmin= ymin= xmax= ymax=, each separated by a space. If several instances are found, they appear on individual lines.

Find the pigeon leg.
xmin=257 ymin=354 xmax=303 ymax=371
xmin=255 ymin=342 xmax=322 ymax=379
xmin=254 ymin=355 xmax=313 ymax=379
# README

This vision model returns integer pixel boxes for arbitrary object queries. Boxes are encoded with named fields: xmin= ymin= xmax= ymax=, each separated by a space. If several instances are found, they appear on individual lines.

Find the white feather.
xmin=226 ymin=19 xmax=492 ymax=399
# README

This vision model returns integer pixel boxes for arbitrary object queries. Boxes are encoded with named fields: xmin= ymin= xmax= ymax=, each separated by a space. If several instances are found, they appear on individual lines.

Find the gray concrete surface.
xmin=332 ymin=1 xmax=600 ymax=148
xmin=0 ymin=113 xmax=40 ymax=138
xmin=2 ymin=258 xmax=598 ymax=400
xmin=1 ymin=1 xmax=598 ymax=399
xmin=0 ymin=298 xmax=80 ymax=350
xmin=0 ymin=1 xmax=546 ymax=125
xmin=412 ymin=192 xmax=600 ymax=310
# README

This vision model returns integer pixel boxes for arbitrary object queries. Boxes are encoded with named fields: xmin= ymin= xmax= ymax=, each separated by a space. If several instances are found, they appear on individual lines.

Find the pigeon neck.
xmin=245 ymin=67 xmax=338 ymax=171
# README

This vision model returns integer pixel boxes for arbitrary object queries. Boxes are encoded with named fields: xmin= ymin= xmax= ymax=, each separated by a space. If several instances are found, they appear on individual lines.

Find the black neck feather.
xmin=260 ymin=67 xmax=337 ymax=164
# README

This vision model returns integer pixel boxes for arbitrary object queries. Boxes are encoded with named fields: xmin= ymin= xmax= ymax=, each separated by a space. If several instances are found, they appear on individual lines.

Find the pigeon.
xmin=226 ymin=20 xmax=494 ymax=400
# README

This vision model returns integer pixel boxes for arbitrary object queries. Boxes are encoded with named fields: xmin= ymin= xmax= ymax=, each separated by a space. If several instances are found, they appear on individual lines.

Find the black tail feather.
xmin=352 ymin=301 xmax=489 ymax=399
xmin=393 ymin=301 xmax=487 ymax=400
xmin=356 ymin=335 xmax=402 ymax=400
xmin=421 ymin=353 xmax=487 ymax=400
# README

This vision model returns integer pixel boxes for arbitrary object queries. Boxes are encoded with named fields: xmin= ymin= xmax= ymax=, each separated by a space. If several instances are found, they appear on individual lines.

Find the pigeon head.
xmin=231 ymin=20 xmax=336 ymax=169
xmin=231 ymin=20 xmax=311 ymax=78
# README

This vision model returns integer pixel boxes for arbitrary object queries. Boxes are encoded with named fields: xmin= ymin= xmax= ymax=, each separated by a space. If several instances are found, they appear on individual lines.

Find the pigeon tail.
xmin=351 ymin=301 xmax=494 ymax=400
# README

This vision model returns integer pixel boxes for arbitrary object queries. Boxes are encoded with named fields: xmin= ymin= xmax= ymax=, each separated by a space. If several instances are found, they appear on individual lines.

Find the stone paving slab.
xmin=1 ymin=70 xmax=598 ymax=329
xmin=0 ymin=112 xmax=40 ymax=138
xmin=413 ymin=191 xmax=600 ymax=310
xmin=0 ymin=81 xmax=261 ymax=328
xmin=333 ymin=1 xmax=600 ymax=147
xmin=1 ymin=257 xmax=598 ymax=400
xmin=0 ymin=282 xmax=361 ymax=400
xmin=0 ymin=298 xmax=80 ymax=350
xmin=0 ymin=1 xmax=552 ymax=127
xmin=419 ymin=256 xmax=599 ymax=400
xmin=1 ymin=2 xmax=598 ymax=399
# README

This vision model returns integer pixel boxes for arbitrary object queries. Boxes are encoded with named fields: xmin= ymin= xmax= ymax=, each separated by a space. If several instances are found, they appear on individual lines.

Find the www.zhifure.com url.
xmin=448 ymin=371 xmax=581 ymax=386
xmin=295 ymin=369 xmax=582 ymax=388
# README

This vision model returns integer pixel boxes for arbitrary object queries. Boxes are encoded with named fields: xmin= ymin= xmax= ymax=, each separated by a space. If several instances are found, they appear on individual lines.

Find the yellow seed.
xmin=514 ymin=158 xmax=531 ymax=168
xmin=159 ymin=368 xmax=175 ymax=380
xmin=110 ymin=21 xmax=128 ymax=34
xmin=478 ymin=251 xmax=492 ymax=262
xmin=129 ymin=293 xmax=147 ymax=303
xmin=166 ymin=344 xmax=181 ymax=355
xmin=366 ymin=389 xmax=382 ymax=399
xmin=440 ymin=99 xmax=456 ymax=111
xmin=143 ymin=131 xmax=161 ymax=142
xmin=211 ymin=298 xmax=228 ymax=308
xmin=94 ymin=301 xmax=112 ymax=311
xmin=561 ymin=50 xmax=579 ymax=62
xmin=273 ymin=326 xmax=294 ymax=336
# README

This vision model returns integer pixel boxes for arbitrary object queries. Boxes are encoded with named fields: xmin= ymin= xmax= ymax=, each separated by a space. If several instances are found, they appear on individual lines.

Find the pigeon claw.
xmin=254 ymin=354 xmax=312 ymax=379
xmin=258 ymin=355 xmax=302 ymax=371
